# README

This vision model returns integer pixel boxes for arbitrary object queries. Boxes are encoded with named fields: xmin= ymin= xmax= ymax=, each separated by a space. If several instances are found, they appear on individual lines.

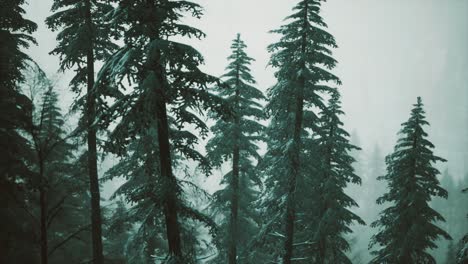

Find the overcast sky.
xmin=24 ymin=0 xmax=468 ymax=182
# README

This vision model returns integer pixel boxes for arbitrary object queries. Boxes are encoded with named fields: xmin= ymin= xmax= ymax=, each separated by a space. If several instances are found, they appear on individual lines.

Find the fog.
xmin=23 ymin=0 xmax=468 ymax=262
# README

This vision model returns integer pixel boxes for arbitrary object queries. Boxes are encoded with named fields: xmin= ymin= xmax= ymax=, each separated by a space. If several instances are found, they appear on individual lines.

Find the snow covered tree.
xmin=95 ymin=1 xmax=227 ymax=262
xmin=369 ymin=97 xmax=452 ymax=264
xmin=46 ymin=1 xmax=117 ymax=262
xmin=257 ymin=0 xmax=341 ymax=262
xmin=205 ymin=34 xmax=265 ymax=264
xmin=311 ymin=91 xmax=364 ymax=264
xmin=103 ymin=126 xmax=171 ymax=264
xmin=0 ymin=0 xmax=37 ymax=262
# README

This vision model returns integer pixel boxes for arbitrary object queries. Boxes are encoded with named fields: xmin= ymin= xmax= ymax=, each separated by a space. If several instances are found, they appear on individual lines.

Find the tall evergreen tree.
xmin=369 ymin=97 xmax=452 ymax=264
xmin=29 ymin=84 xmax=93 ymax=264
xmin=258 ymin=0 xmax=340 ymax=262
xmin=206 ymin=34 xmax=265 ymax=264
xmin=311 ymin=91 xmax=364 ymax=263
xmin=0 ymin=0 xmax=37 ymax=262
xmin=96 ymin=1 xmax=227 ymax=262
xmin=103 ymin=126 xmax=170 ymax=264
xmin=46 ymin=1 xmax=117 ymax=263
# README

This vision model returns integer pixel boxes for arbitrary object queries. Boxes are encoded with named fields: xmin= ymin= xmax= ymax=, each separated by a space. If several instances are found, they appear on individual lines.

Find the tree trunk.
xmin=318 ymin=127 xmax=334 ymax=264
xmin=282 ymin=3 xmax=308 ymax=264
xmin=39 ymin=159 xmax=48 ymax=264
xmin=145 ymin=216 xmax=157 ymax=264
xmin=153 ymin=66 xmax=183 ymax=260
xmin=228 ymin=67 xmax=241 ymax=264
xmin=84 ymin=1 xmax=104 ymax=263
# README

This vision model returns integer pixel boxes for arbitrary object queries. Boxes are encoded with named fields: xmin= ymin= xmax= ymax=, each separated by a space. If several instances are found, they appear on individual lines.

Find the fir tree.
xmin=26 ymin=70 xmax=93 ymax=264
xmin=95 ymin=1 xmax=227 ymax=261
xmin=369 ymin=97 xmax=452 ymax=264
xmin=258 ymin=0 xmax=340 ymax=262
xmin=0 ymin=0 xmax=37 ymax=262
xmin=46 ymin=1 xmax=118 ymax=262
xmin=312 ymin=91 xmax=364 ymax=263
xmin=103 ymin=126 xmax=170 ymax=264
xmin=206 ymin=34 xmax=265 ymax=264
xmin=104 ymin=199 xmax=132 ymax=263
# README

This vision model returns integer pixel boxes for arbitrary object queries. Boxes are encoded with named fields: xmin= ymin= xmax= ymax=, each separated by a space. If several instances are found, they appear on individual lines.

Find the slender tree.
xmin=46 ymin=1 xmax=117 ymax=263
xmin=311 ymin=91 xmax=364 ymax=263
xmin=369 ymin=97 xmax=452 ymax=264
xmin=0 ymin=0 xmax=37 ymax=262
xmin=29 ymin=83 xmax=93 ymax=264
xmin=258 ymin=0 xmax=340 ymax=262
xmin=206 ymin=34 xmax=265 ymax=264
xmin=103 ymin=126 xmax=170 ymax=263
xmin=96 ymin=1 xmax=227 ymax=261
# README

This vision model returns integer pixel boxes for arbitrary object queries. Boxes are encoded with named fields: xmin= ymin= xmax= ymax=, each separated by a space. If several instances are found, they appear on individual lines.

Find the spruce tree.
xmin=96 ymin=1 xmax=227 ymax=261
xmin=103 ymin=126 xmax=170 ymax=263
xmin=258 ymin=0 xmax=340 ymax=262
xmin=0 ymin=0 xmax=37 ymax=262
xmin=206 ymin=34 xmax=264 ymax=264
xmin=312 ymin=91 xmax=364 ymax=263
xmin=25 ymin=68 xmax=93 ymax=264
xmin=369 ymin=97 xmax=452 ymax=264
xmin=46 ymin=1 xmax=117 ymax=263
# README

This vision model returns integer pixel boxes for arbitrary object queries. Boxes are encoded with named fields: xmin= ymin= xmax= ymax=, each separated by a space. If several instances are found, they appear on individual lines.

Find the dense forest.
xmin=1 ymin=0 xmax=467 ymax=263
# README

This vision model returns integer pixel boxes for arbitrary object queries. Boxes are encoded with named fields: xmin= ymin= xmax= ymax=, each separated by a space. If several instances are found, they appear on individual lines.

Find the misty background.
xmin=23 ymin=0 xmax=468 ymax=262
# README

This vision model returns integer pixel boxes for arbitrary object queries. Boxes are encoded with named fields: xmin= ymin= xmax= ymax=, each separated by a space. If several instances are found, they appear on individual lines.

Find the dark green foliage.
xmin=96 ymin=0 xmax=228 ymax=261
xmin=47 ymin=1 xmax=118 ymax=262
xmin=256 ymin=0 xmax=341 ymax=262
xmin=28 ymin=74 xmax=93 ymax=264
xmin=103 ymin=127 xmax=169 ymax=263
xmin=46 ymin=0 xmax=117 ymax=94
xmin=370 ymin=97 xmax=452 ymax=264
xmin=311 ymin=91 xmax=364 ymax=263
xmin=104 ymin=199 xmax=132 ymax=263
xmin=206 ymin=34 xmax=265 ymax=263
xmin=0 ymin=0 xmax=37 ymax=262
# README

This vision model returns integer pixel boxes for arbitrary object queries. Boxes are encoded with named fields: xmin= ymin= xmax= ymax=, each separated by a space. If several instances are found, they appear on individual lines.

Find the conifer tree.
xmin=103 ymin=126 xmax=169 ymax=263
xmin=0 ymin=0 xmax=37 ymax=261
xmin=206 ymin=34 xmax=264 ymax=264
xmin=46 ymin=1 xmax=117 ymax=263
xmin=369 ymin=97 xmax=452 ymax=264
xmin=258 ymin=0 xmax=340 ymax=262
xmin=96 ymin=1 xmax=227 ymax=261
xmin=35 ymin=89 xmax=93 ymax=264
xmin=311 ymin=91 xmax=364 ymax=263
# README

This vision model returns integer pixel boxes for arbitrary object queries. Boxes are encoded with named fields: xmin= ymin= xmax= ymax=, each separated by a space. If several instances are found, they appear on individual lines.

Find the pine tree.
xmin=257 ymin=0 xmax=340 ymax=262
xmin=103 ymin=126 xmax=170 ymax=264
xmin=0 ymin=0 xmax=37 ymax=262
xmin=95 ymin=2 xmax=227 ymax=261
xmin=206 ymin=34 xmax=265 ymax=264
xmin=104 ymin=199 xmax=132 ymax=263
xmin=311 ymin=91 xmax=364 ymax=263
xmin=46 ymin=2 xmax=117 ymax=263
xmin=26 ymin=69 xmax=94 ymax=264
xmin=369 ymin=97 xmax=452 ymax=264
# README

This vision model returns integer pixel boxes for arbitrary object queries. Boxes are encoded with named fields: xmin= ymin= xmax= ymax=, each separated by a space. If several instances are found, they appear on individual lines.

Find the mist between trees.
xmin=1 ymin=0 xmax=467 ymax=264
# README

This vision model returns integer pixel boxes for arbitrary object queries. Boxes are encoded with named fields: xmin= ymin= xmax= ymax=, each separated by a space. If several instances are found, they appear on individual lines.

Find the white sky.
xmin=25 ymin=0 xmax=468 ymax=182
